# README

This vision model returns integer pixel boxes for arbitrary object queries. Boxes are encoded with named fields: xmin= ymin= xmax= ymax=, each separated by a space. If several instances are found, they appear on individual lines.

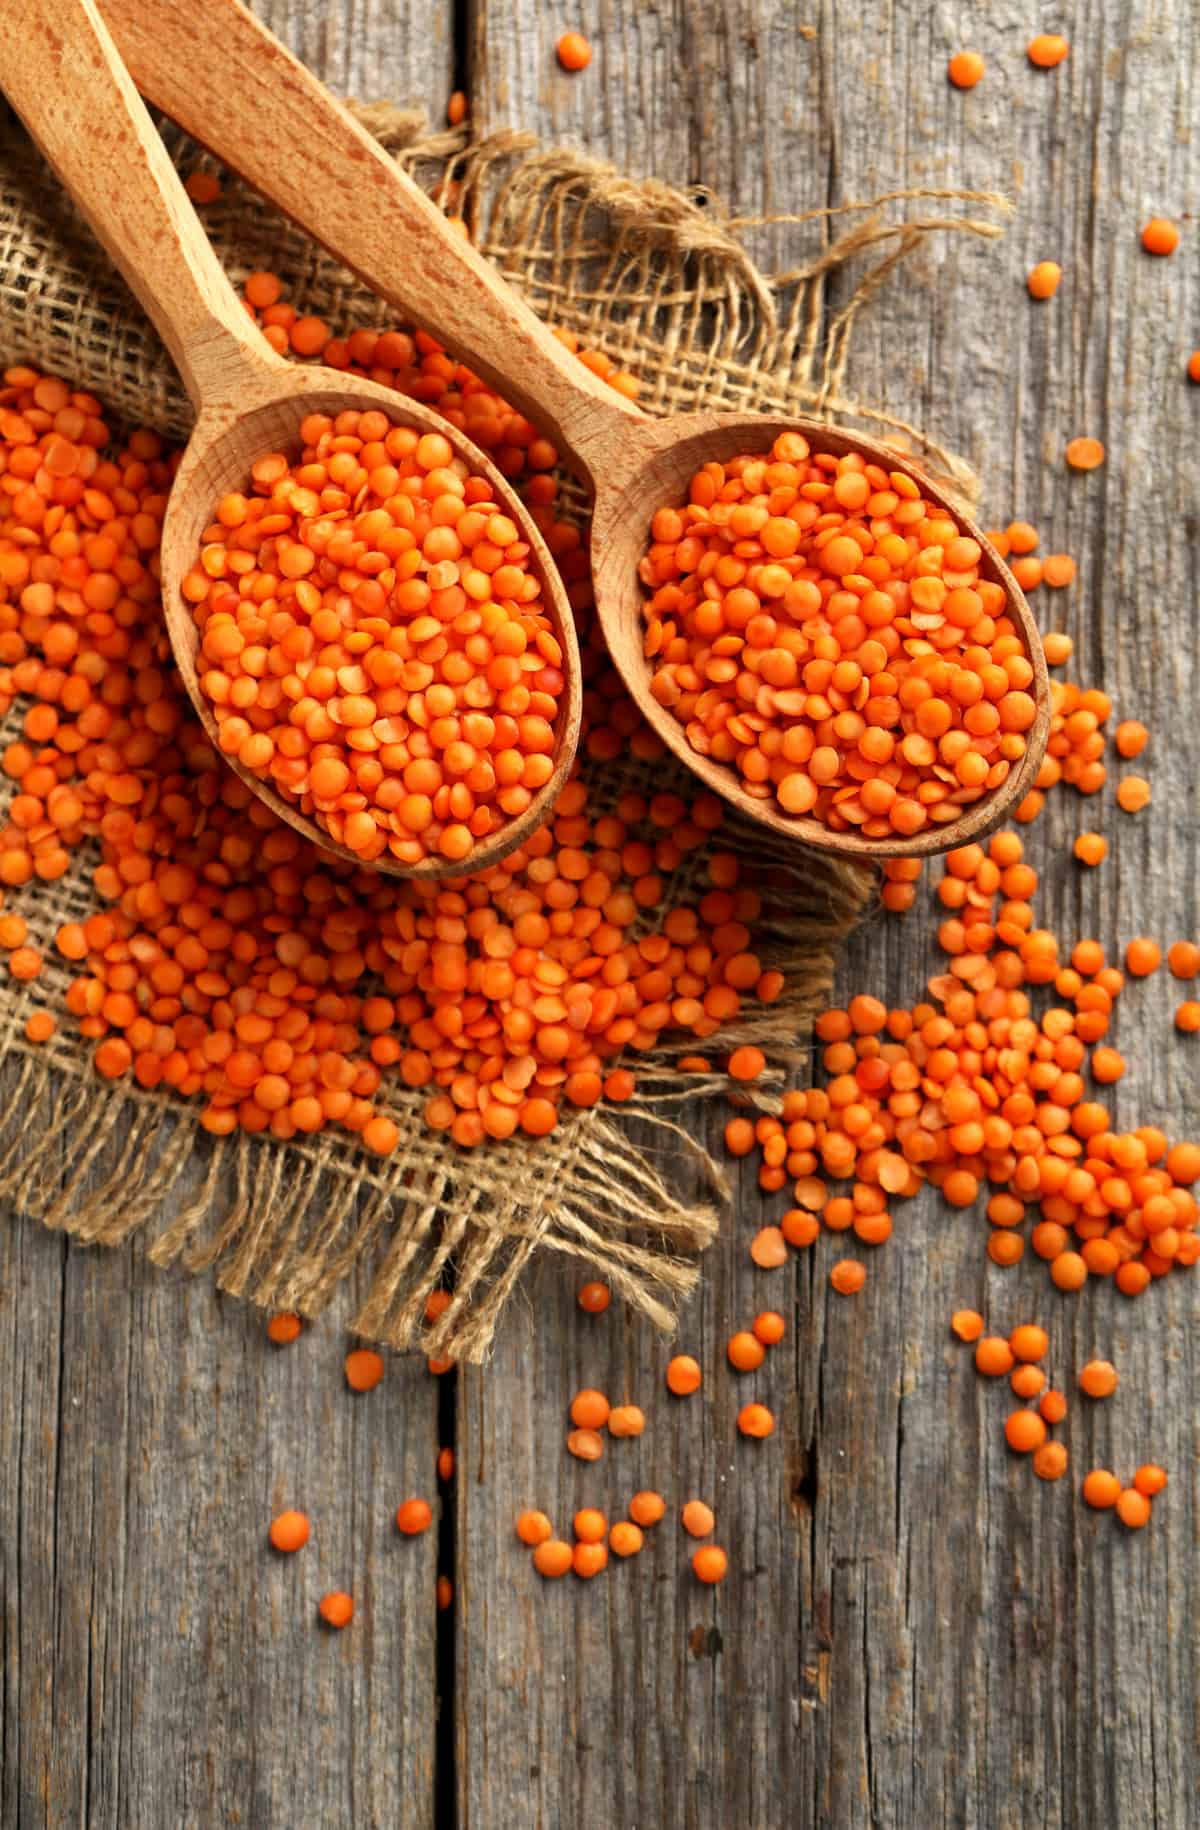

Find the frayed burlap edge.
xmin=0 ymin=105 xmax=998 ymax=1357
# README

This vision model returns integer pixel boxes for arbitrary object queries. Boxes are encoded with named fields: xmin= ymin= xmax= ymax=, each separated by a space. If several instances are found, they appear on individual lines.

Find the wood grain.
xmin=3 ymin=1 xmax=1198 ymax=1826
xmin=460 ymin=2 xmax=1200 ymax=1826
xmin=0 ymin=3 xmax=454 ymax=1826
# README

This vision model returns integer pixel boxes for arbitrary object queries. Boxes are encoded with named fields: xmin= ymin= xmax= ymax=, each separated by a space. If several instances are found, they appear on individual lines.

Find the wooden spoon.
xmin=108 ymin=0 xmax=1050 ymax=860
xmin=2 ymin=0 xmax=581 ymax=881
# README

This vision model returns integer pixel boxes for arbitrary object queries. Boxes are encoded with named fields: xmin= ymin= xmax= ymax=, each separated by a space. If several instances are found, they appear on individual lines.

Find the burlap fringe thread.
xmin=0 ymin=107 xmax=1004 ymax=1358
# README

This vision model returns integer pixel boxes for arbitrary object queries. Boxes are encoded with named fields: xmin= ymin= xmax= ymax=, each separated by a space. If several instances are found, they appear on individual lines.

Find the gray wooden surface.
xmin=3 ymin=1 xmax=1198 ymax=1827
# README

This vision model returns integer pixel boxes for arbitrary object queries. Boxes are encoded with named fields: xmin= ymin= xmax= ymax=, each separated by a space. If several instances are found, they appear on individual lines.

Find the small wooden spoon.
xmin=106 ymin=0 xmax=1050 ymax=861
xmin=2 ymin=0 xmax=581 ymax=880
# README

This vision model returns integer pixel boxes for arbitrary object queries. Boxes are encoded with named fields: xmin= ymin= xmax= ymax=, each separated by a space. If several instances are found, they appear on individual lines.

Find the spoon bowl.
xmin=162 ymin=369 xmax=580 ymax=879
xmin=112 ymin=0 xmax=1050 ymax=862
xmin=587 ymin=409 xmax=1050 ymax=859
xmin=5 ymin=0 xmax=579 ymax=882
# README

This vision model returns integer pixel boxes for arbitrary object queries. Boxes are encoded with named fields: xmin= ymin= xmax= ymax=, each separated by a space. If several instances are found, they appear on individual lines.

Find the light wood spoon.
xmin=108 ymin=0 xmax=1050 ymax=860
xmin=3 ymin=0 xmax=581 ymax=881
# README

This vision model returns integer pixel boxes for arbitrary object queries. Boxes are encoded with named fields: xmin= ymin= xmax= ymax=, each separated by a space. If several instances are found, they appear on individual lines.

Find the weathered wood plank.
xmin=459 ymin=2 xmax=1200 ymax=1826
xmin=0 ymin=5 xmax=454 ymax=1828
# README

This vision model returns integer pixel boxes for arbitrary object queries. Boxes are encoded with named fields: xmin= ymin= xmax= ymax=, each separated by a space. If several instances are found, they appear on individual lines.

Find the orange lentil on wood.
xmin=1078 ymin=1358 xmax=1118 ymax=1398
xmin=1011 ymin=1364 xmax=1046 ymax=1400
xmin=437 ymin=1575 xmax=454 ymax=1610
xmin=1140 ymin=218 xmax=1180 ymax=256
xmin=1116 ymin=1488 xmax=1151 ymax=1529
xmin=947 ymin=51 xmax=985 ymax=88
xmin=573 ymin=1507 xmax=607 ymax=1543
xmin=637 ymin=435 xmax=1040 ymax=839
xmin=666 ymin=1354 xmax=702 ymax=1395
xmin=516 ymin=1509 xmax=553 ymax=1546
xmin=396 ymin=1497 xmax=434 ymax=1535
xmin=607 ymin=1405 xmax=645 ymax=1438
xmin=1009 ymin=1323 xmax=1049 ymax=1362
xmin=752 ymin=1309 xmax=786 ymax=1345
xmin=609 ymin=1520 xmax=644 ymax=1557
xmin=691 ymin=1545 xmax=728 ymax=1583
xmin=266 ymin=1311 xmax=302 ymax=1344
xmin=1175 ymin=1001 xmax=1200 ymax=1033
xmin=318 ymin=1591 xmax=354 ymax=1628
xmin=1133 ymin=1464 xmax=1167 ymax=1497
xmin=1082 ymin=1470 xmax=1121 ymax=1509
xmin=532 ymin=1539 xmax=573 ymax=1578
xmin=727 ymin=1330 xmax=766 ymax=1371
xmin=1032 ymin=1440 xmax=1069 ymax=1481
xmin=556 ymin=31 xmax=593 ymax=69
xmin=976 ymin=1337 xmax=1015 ymax=1377
xmin=1027 ymin=33 xmax=1069 ymax=66
xmin=566 ymin=1428 xmax=604 ymax=1461
xmin=572 ymin=1540 xmax=608 ymax=1578
xmin=269 ymin=1509 xmax=310 ymax=1552
xmin=629 ymin=1490 xmax=666 ymax=1527
xmin=1027 ymin=262 xmax=1062 ymax=300
xmin=569 ymin=1388 xmax=610 ymax=1429
xmin=951 ymin=1309 xmax=984 ymax=1342
xmin=750 ymin=1224 xmax=788 ymax=1267
xmin=1074 ymin=832 xmax=1107 ymax=866
xmin=1042 ymin=631 xmax=1073 ymax=665
xmin=577 ymin=1280 xmax=611 ymax=1313
xmin=1005 ymin=1409 xmax=1047 ymax=1453
xmin=345 ymin=1348 xmax=385 ymax=1391
xmin=1065 ymin=438 xmax=1105 ymax=471
xmin=737 ymin=1402 xmax=775 ymax=1438
xmin=1125 ymin=938 xmax=1161 ymax=977
xmin=681 ymin=1499 xmax=716 ymax=1538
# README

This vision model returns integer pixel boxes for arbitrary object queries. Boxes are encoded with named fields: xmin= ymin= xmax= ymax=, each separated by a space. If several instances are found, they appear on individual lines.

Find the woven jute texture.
xmin=0 ymin=107 xmax=1007 ymax=1359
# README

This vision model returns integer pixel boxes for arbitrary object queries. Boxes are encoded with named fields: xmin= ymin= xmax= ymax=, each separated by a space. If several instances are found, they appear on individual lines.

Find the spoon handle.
xmin=3 ymin=0 xmax=281 ymax=413
xmin=101 ymin=0 xmax=643 ymax=481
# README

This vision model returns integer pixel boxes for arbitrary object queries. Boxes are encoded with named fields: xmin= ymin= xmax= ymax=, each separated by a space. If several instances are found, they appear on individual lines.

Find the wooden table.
xmin=3 ymin=2 xmax=1197 ymax=1825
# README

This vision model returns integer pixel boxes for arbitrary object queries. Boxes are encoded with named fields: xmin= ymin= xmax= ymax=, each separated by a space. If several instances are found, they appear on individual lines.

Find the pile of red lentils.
xmin=6 ymin=44 xmax=1198 ymax=1614
xmin=0 ymin=303 xmax=787 ymax=1153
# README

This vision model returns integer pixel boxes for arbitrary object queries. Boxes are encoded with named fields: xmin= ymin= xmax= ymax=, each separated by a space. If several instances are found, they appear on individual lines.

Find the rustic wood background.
xmin=2 ymin=1 xmax=1197 ymax=1826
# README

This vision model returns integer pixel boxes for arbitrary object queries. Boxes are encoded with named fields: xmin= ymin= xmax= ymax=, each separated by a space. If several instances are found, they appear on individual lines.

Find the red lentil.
xmin=345 ymin=1348 xmax=385 ymax=1391
xmin=318 ymin=1590 xmax=353 ymax=1628
xmin=629 ymin=1490 xmax=666 ymax=1527
xmin=1140 ymin=219 xmax=1180 ymax=256
xmin=666 ymin=1354 xmax=702 ymax=1395
xmin=396 ymin=1497 xmax=433 ymax=1535
xmin=691 ymin=1545 xmax=728 ymax=1583
xmin=1028 ymin=34 xmax=1069 ymax=66
xmin=269 ymin=1509 xmax=310 ymax=1552
xmin=1027 ymin=262 xmax=1062 ymax=300
xmin=556 ymin=32 xmax=593 ymax=71
xmin=1115 ymin=1488 xmax=1151 ymax=1529
xmin=1082 ymin=1470 xmax=1121 ymax=1509
xmin=947 ymin=51 xmax=985 ymax=89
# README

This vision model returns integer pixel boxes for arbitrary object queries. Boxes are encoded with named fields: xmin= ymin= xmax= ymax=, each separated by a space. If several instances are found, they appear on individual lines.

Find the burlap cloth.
xmin=0 ymin=105 xmax=1007 ymax=1359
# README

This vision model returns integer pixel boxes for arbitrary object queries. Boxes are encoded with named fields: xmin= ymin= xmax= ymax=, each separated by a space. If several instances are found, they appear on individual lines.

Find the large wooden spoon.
xmin=2 ymin=0 xmax=581 ymax=880
xmin=104 ymin=0 xmax=1050 ymax=860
